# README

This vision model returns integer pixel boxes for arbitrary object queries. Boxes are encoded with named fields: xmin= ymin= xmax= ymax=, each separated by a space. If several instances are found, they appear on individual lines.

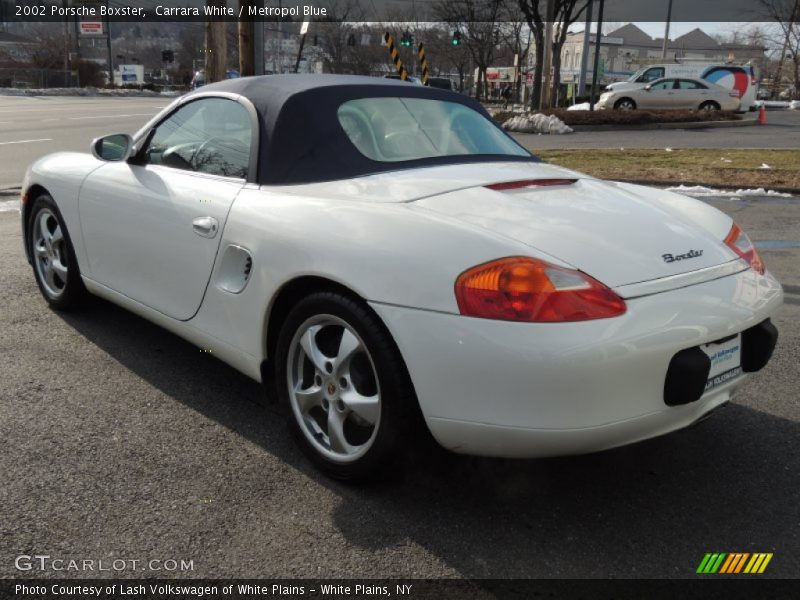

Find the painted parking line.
xmin=0 ymin=138 xmax=53 ymax=145
xmin=68 ymin=113 xmax=156 ymax=120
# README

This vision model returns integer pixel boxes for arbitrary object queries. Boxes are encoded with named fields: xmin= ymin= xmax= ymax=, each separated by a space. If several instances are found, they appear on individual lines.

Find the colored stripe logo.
xmin=697 ymin=552 xmax=773 ymax=574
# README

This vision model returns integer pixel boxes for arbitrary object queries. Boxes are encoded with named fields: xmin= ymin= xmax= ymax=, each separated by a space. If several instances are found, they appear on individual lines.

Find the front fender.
xmin=22 ymin=152 xmax=107 ymax=274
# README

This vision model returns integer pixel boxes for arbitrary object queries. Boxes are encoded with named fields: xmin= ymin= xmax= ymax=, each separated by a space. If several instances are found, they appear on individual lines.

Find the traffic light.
xmin=161 ymin=50 xmax=174 ymax=63
xmin=451 ymin=31 xmax=461 ymax=46
xmin=400 ymin=31 xmax=412 ymax=47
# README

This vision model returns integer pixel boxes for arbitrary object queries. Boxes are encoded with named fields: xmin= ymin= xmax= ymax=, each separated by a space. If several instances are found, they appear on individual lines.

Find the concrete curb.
xmin=570 ymin=118 xmax=759 ymax=132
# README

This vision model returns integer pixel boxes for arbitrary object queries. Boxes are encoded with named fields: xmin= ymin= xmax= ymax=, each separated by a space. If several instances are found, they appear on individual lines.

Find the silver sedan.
xmin=598 ymin=77 xmax=742 ymax=111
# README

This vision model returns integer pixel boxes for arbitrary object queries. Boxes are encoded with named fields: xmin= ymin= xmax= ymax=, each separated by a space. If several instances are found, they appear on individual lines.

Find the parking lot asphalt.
xmin=0 ymin=194 xmax=798 ymax=580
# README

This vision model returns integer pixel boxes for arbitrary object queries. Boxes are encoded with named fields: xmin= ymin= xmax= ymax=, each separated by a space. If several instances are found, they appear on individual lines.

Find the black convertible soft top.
xmin=186 ymin=74 xmax=536 ymax=185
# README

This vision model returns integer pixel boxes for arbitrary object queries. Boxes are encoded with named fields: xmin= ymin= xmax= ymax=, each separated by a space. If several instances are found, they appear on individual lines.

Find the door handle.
xmin=192 ymin=216 xmax=219 ymax=238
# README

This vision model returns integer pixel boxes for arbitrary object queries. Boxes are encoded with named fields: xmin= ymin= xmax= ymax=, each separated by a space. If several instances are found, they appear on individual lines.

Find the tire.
xmin=27 ymin=193 xmax=88 ymax=310
xmin=274 ymin=291 xmax=415 ymax=481
xmin=699 ymin=101 xmax=721 ymax=111
xmin=614 ymin=98 xmax=636 ymax=111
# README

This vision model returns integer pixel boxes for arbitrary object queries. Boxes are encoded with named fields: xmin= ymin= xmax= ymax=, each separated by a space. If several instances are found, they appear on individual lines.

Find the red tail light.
xmin=455 ymin=257 xmax=626 ymax=322
xmin=724 ymin=223 xmax=765 ymax=275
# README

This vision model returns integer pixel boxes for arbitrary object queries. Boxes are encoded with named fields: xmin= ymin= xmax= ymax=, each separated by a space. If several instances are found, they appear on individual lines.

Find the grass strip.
xmin=535 ymin=149 xmax=800 ymax=191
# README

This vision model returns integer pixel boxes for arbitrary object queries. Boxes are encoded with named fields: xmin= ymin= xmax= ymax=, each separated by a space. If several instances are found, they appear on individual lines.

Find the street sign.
xmin=300 ymin=20 xmax=310 ymax=35
xmin=79 ymin=22 xmax=104 ymax=36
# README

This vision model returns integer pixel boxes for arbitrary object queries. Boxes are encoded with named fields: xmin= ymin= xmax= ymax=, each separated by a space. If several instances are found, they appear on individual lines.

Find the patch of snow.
xmin=0 ymin=199 xmax=20 ymax=213
xmin=665 ymin=185 xmax=792 ymax=199
xmin=754 ymin=100 xmax=791 ymax=108
xmin=567 ymin=102 xmax=592 ymax=111
xmin=0 ymin=87 xmax=181 ymax=98
xmin=665 ymin=148 xmax=673 ymax=152
xmin=760 ymin=163 xmax=772 ymax=170
xmin=502 ymin=113 xmax=573 ymax=134
xmin=790 ymin=100 xmax=800 ymax=110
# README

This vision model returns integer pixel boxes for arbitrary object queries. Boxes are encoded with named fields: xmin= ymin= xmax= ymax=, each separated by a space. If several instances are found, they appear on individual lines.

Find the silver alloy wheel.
xmin=32 ymin=208 xmax=68 ymax=299
xmin=287 ymin=314 xmax=381 ymax=463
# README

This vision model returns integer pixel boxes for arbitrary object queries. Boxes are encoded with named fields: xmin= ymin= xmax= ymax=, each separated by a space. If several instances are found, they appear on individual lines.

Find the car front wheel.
xmin=275 ymin=291 xmax=415 ymax=481
xmin=28 ymin=194 xmax=88 ymax=310
xmin=614 ymin=98 xmax=637 ymax=110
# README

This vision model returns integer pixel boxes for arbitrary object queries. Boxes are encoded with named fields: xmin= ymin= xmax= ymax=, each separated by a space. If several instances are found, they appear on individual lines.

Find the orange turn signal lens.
xmin=455 ymin=257 xmax=626 ymax=323
xmin=724 ymin=223 xmax=765 ymax=275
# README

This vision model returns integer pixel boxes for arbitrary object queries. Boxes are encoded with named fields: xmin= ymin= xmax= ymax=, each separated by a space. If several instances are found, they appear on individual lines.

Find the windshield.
xmin=627 ymin=68 xmax=646 ymax=82
xmin=336 ymin=97 xmax=529 ymax=163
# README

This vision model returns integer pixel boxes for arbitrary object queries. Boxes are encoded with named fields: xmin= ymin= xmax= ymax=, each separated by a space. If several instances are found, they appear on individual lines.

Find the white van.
xmin=606 ymin=63 xmax=758 ymax=112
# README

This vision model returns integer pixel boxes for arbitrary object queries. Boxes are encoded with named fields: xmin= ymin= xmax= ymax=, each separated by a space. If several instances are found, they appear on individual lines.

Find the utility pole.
xmin=205 ymin=0 xmax=227 ymax=83
xmin=661 ymin=0 xmax=673 ymax=60
xmin=294 ymin=20 xmax=309 ymax=73
xmin=254 ymin=20 xmax=264 ymax=75
xmin=238 ymin=1 xmax=255 ymax=76
xmin=589 ymin=0 xmax=605 ymax=110
xmin=578 ymin=0 xmax=594 ymax=97
xmin=105 ymin=1 xmax=113 ymax=86
xmin=540 ymin=0 xmax=555 ymax=109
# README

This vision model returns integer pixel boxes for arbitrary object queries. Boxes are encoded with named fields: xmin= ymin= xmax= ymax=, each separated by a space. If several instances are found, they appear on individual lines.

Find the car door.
xmin=638 ymin=79 xmax=676 ymax=109
xmin=78 ymin=96 xmax=254 ymax=321
xmin=674 ymin=79 xmax=708 ymax=109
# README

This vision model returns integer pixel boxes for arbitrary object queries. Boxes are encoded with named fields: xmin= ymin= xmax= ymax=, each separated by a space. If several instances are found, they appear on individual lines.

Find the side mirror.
xmin=644 ymin=85 xmax=652 ymax=91
xmin=91 ymin=133 xmax=134 ymax=162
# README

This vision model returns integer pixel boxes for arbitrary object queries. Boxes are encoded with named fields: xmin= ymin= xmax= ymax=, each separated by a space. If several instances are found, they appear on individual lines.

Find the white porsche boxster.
xmin=21 ymin=75 xmax=781 ymax=480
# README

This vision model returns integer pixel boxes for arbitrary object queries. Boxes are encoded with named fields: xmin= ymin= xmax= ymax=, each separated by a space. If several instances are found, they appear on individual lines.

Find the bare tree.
xmin=760 ymin=0 xmax=800 ymax=99
xmin=519 ymin=0 xmax=544 ymax=109
xmin=435 ymin=0 xmax=506 ymax=100
xmin=496 ymin=8 xmax=533 ymax=102
xmin=551 ymin=0 xmax=591 ymax=106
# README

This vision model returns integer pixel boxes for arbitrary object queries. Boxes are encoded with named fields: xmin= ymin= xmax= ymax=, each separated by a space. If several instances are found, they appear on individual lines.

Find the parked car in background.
xmin=190 ymin=70 xmax=205 ymax=89
xmin=191 ymin=69 xmax=240 ymax=89
xmin=598 ymin=77 xmax=741 ymax=112
xmin=383 ymin=74 xmax=423 ymax=85
xmin=606 ymin=63 xmax=758 ymax=112
xmin=427 ymin=77 xmax=456 ymax=91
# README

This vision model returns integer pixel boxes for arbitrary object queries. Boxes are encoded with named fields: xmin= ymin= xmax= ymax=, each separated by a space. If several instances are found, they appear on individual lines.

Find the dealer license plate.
xmin=702 ymin=334 xmax=743 ymax=392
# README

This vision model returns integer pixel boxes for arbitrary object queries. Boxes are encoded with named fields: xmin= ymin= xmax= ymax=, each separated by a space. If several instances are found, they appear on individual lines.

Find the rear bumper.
xmin=371 ymin=267 xmax=783 ymax=458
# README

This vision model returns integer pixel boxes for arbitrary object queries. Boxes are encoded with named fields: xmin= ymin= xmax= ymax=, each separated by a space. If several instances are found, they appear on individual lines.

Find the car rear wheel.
xmin=275 ymin=291 xmax=415 ymax=481
xmin=614 ymin=98 xmax=636 ymax=110
xmin=28 ymin=194 xmax=88 ymax=310
xmin=699 ymin=101 xmax=721 ymax=111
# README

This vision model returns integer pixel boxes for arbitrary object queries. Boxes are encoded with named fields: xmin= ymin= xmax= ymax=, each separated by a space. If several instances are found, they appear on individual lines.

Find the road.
xmin=0 ymin=96 xmax=169 ymax=188
xmin=1 ymin=96 xmax=799 ymax=188
xmin=514 ymin=109 xmax=800 ymax=151
xmin=0 ymin=194 xmax=798 ymax=580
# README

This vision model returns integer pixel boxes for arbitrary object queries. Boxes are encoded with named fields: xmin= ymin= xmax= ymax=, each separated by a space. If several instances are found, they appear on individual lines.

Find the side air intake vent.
xmin=215 ymin=245 xmax=253 ymax=294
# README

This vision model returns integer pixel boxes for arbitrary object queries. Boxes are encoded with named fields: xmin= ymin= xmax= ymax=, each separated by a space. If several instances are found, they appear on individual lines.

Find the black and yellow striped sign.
xmin=417 ymin=43 xmax=430 ymax=85
xmin=384 ymin=32 xmax=408 ymax=81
